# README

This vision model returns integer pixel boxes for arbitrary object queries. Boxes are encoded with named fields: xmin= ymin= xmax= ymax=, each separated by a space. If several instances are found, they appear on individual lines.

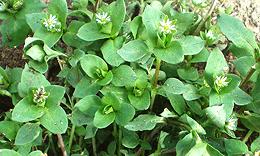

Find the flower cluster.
xmin=33 ymin=86 xmax=49 ymax=105
xmin=42 ymin=14 xmax=62 ymax=33
xmin=95 ymin=12 xmax=111 ymax=25
xmin=158 ymin=18 xmax=176 ymax=35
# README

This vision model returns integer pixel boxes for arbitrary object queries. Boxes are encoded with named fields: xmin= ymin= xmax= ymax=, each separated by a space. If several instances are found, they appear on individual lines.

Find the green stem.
xmin=92 ymin=137 xmax=97 ymax=156
xmin=153 ymin=58 xmax=161 ymax=89
xmin=118 ymin=126 xmax=122 ymax=156
xmin=69 ymin=125 xmax=76 ymax=152
xmin=240 ymin=65 xmax=256 ymax=88
xmin=242 ymin=130 xmax=254 ymax=143
xmin=149 ymin=58 xmax=161 ymax=111
xmin=193 ymin=0 xmax=217 ymax=35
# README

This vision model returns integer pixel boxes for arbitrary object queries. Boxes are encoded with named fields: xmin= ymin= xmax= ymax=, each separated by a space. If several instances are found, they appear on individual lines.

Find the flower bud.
xmin=12 ymin=0 xmax=24 ymax=11
xmin=0 ymin=2 xmax=6 ymax=12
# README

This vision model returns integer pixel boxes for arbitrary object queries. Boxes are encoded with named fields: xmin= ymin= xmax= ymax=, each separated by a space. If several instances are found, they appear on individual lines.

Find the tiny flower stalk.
xmin=42 ymin=14 xmax=62 ymax=33
xmin=95 ymin=12 xmax=112 ymax=34
xmin=32 ymin=86 xmax=49 ymax=107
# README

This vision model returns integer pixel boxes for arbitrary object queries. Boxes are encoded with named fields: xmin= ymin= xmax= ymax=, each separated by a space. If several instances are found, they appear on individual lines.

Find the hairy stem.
xmin=193 ymin=0 xmax=218 ymax=35
xmin=149 ymin=58 xmax=161 ymax=111
xmin=153 ymin=58 xmax=161 ymax=89
xmin=240 ymin=66 xmax=256 ymax=88
xmin=92 ymin=137 xmax=98 ymax=156
xmin=57 ymin=134 xmax=67 ymax=156
xmin=68 ymin=125 xmax=76 ymax=152
xmin=242 ymin=129 xmax=254 ymax=143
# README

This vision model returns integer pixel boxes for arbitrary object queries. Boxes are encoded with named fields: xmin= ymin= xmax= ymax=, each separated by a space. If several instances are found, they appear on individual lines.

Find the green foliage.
xmin=0 ymin=0 xmax=259 ymax=155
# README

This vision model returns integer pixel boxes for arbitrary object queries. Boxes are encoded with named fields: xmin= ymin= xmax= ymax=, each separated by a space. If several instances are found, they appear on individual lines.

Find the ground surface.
xmin=0 ymin=0 xmax=259 ymax=68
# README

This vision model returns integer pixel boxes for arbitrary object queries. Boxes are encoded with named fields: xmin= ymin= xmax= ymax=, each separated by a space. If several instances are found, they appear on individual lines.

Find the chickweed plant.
xmin=0 ymin=0 xmax=260 ymax=155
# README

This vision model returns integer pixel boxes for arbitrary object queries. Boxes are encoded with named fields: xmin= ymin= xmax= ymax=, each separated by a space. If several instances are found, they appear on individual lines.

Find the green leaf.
xmin=117 ymin=40 xmax=149 ymax=62
xmin=174 ymin=13 xmax=195 ymax=35
xmin=122 ymin=129 xmax=139 ymax=149
xmin=73 ymin=78 xmax=101 ymax=98
xmin=224 ymin=139 xmax=249 ymax=155
xmin=142 ymin=5 xmax=163 ymax=45
xmin=18 ymin=65 xmax=50 ymax=97
xmin=162 ymin=78 xmax=185 ymax=94
xmin=112 ymin=65 xmax=137 ymax=87
xmin=45 ymin=85 xmax=65 ymax=107
xmin=153 ymin=41 xmax=184 ymax=64
xmin=74 ymin=95 xmax=102 ymax=116
xmin=0 ymin=149 xmax=21 ymax=156
xmin=77 ymin=22 xmax=110 ymax=41
xmin=177 ymin=67 xmax=199 ymax=81
xmin=240 ymin=113 xmax=260 ymax=132
xmin=183 ymin=84 xmax=201 ymax=101
xmin=93 ymin=110 xmax=115 ymax=129
xmin=251 ymin=137 xmax=260 ymax=153
xmin=26 ymin=13 xmax=45 ymax=32
xmin=12 ymin=97 xmax=45 ymax=122
xmin=115 ymin=103 xmax=135 ymax=126
xmin=130 ymin=16 xmax=142 ymax=39
xmin=15 ymin=123 xmax=41 ymax=145
xmin=191 ymin=48 xmax=210 ymax=63
xmin=0 ymin=121 xmax=20 ymax=140
xmin=179 ymin=114 xmax=206 ymax=135
xmin=205 ymin=105 xmax=226 ymax=128
xmin=28 ymin=151 xmax=44 ymax=156
xmin=80 ymin=54 xmax=108 ymax=79
xmin=101 ymin=38 xmax=124 ymax=66
xmin=220 ymin=74 xmax=241 ymax=94
xmin=48 ymin=0 xmax=68 ymax=28
xmin=0 ymin=0 xmax=45 ymax=47
xmin=62 ymin=21 xmax=89 ymax=49
xmin=128 ymin=90 xmax=150 ymax=110
xmin=110 ymin=0 xmax=126 ymax=35
xmin=40 ymin=106 xmax=68 ymax=134
xmin=25 ymin=45 xmax=45 ymax=62
xmin=167 ymin=93 xmax=186 ymax=115
xmin=179 ymin=36 xmax=204 ymax=55
xmin=233 ymin=56 xmax=258 ymax=81
xmin=71 ymin=109 xmax=92 ymax=126
xmin=232 ymin=87 xmax=252 ymax=105
xmin=34 ymin=26 xmax=63 ymax=48
xmin=176 ymin=133 xmax=196 ymax=156
xmin=218 ymin=14 xmax=258 ymax=57
xmin=124 ymin=114 xmax=163 ymax=131
xmin=205 ymin=48 xmax=228 ymax=87
xmin=187 ymin=142 xmax=224 ymax=156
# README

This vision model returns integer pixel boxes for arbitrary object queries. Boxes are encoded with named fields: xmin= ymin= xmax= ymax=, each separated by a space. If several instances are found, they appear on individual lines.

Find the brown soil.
xmin=0 ymin=46 xmax=25 ymax=68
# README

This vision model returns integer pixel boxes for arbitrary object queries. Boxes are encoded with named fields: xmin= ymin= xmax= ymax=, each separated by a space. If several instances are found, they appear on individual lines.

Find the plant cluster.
xmin=0 ymin=0 xmax=260 ymax=155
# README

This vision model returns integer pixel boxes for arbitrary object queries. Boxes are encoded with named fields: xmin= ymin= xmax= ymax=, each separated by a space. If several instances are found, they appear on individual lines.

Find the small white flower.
xmin=96 ymin=12 xmax=111 ymax=25
xmin=0 ymin=2 xmax=6 ymax=12
xmin=159 ymin=18 xmax=176 ymax=35
xmin=215 ymin=75 xmax=229 ymax=88
xmin=42 ymin=14 xmax=62 ymax=32
xmin=226 ymin=115 xmax=238 ymax=131
xmin=206 ymin=31 xmax=215 ymax=40
xmin=33 ymin=86 xmax=49 ymax=104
